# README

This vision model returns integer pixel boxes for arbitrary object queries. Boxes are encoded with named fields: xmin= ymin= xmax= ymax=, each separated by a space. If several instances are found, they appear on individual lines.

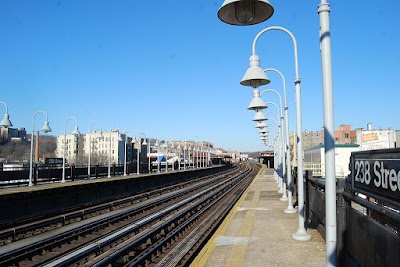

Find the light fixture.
xmin=218 ymin=0 xmax=274 ymax=26
xmin=240 ymin=55 xmax=270 ymax=87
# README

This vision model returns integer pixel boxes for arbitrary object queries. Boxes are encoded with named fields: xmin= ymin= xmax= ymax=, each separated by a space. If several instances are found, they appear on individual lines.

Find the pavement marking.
xmin=215 ymin=236 xmax=259 ymax=246
xmin=225 ymin=173 xmax=261 ymax=267
xmin=190 ymin=166 xmax=266 ymax=267
xmin=237 ymin=207 xmax=269 ymax=212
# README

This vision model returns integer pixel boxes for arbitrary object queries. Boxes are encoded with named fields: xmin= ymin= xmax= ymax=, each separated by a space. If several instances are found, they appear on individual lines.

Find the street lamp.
xmin=0 ymin=101 xmax=12 ymax=127
xmin=218 ymin=0 xmax=274 ymax=26
xmin=176 ymin=144 xmax=181 ymax=170
xmin=29 ymin=110 xmax=51 ymax=186
xmin=240 ymin=26 xmax=311 ymax=241
xmin=252 ymin=100 xmax=286 ymax=199
xmin=62 ymin=117 xmax=80 ymax=183
xmin=154 ymin=139 xmax=161 ymax=173
xmin=264 ymin=68 xmax=296 ymax=213
xmin=183 ymin=142 xmax=187 ymax=170
xmin=219 ymin=1 xmax=336 ymax=263
xmin=108 ymin=127 xmax=122 ymax=178
xmin=88 ymin=123 xmax=103 ymax=179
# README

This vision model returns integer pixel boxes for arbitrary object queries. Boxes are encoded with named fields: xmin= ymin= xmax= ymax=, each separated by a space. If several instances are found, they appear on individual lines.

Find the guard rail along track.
xmin=0 ymin=161 xmax=260 ymax=266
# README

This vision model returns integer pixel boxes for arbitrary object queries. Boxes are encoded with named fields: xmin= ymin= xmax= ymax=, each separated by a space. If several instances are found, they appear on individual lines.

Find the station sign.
xmin=350 ymin=148 xmax=400 ymax=203
xmin=45 ymin=158 xmax=64 ymax=165
xmin=260 ymin=151 xmax=274 ymax=157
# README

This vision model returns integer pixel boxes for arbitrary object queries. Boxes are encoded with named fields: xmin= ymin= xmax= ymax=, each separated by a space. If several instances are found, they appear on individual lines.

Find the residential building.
xmin=0 ymin=127 xmax=27 ymax=143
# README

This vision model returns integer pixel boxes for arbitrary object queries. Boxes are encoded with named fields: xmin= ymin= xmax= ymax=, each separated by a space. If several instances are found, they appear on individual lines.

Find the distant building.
xmin=56 ymin=134 xmax=83 ymax=165
xmin=396 ymin=130 xmax=400 ymax=148
xmin=351 ymin=125 xmax=395 ymax=151
xmin=289 ymin=123 xmax=396 ymax=170
xmin=55 ymin=131 xmax=153 ymax=166
xmin=303 ymin=144 xmax=359 ymax=178
xmin=0 ymin=127 xmax=27 ymax=142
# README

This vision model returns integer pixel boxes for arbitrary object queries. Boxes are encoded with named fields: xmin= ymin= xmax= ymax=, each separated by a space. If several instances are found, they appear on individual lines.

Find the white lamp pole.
xmin=62 ymin=116 xmax=80 ymax=183
xmin=240 ymin=26 xmax=311 ymax=241
xmin=188 ymin=145 xmax=191 ymax=169
xmin=264 ymin=68 xmax=296 ymax=213
xmin=319 ymin=1 xmax=337 ymax=265
xmin=87 ymin=123 xmax=103 ymax=179
xmin=29 ymin=110 xmax=51 ymax=186
xmin=108 ymin=127 xmax=122 ymax=178
xmin=177 ymin=144 xmax=181 ymax=170
xmin=0 ymin=101 xmax=13 ymax=127
xmin=261 ymin=91 xmax=287 ymax=201
xmin=183 ymin=142 xmax=187 ymax=170
xmin=147 ymin=137 xmax=151 ymax=173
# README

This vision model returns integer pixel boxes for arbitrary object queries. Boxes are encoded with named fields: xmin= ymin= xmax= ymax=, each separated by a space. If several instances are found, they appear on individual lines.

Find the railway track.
xmin=0 ymin=161 xmax=260 ymax=266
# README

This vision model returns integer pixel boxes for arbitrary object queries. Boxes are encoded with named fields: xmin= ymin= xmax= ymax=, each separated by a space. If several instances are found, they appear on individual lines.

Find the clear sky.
xmin=0 ymin=1 xmax=399 ymax=152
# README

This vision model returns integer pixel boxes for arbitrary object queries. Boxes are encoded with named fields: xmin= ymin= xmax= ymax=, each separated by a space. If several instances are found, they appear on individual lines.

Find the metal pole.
xmin=124 ymin=135 xmax=128 ymax=176
xmin=62 ymin=117 xmax=78 ymax=183
xmin=108 ymin=131 xmax=111 ymax=178
xmin=148 ymin=138 xmax=151 ymax=173
xmin=252 ymin=26 xmax=312 ymax=240
xmin=265 ymin=68 xmax=296 ymax=213
xmin=29 ymin=115 xmax=37 ymax=187
xmin=319 ymin=1 xmax=337 ymax=265
xmin=137 ymin=139 xmax=140 ymax=175
xmin=88 ymin=131 xmax=92 ymax=178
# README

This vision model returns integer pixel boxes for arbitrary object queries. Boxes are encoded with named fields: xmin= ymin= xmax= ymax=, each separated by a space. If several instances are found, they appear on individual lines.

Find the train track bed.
xmin=0 ymin=162 xmax=260 ymax=266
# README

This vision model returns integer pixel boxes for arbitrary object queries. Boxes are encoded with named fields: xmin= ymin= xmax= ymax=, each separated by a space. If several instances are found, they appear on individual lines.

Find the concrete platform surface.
xmin=192 ymin=167 xmax=326 ymax=267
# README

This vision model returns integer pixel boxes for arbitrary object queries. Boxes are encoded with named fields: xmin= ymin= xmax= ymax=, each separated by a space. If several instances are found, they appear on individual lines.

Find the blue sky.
xmin=0 ymin=1 xmax=399 ymax=152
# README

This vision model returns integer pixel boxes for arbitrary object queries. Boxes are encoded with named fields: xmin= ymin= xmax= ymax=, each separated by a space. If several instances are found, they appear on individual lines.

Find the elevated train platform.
xmin=193 ymin=167 xmax=326 ymax=267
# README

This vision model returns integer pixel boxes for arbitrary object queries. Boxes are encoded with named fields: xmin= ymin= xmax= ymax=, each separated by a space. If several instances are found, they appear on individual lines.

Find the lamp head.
xmin=0 ymin=113 xmax=12 ymax=128
xmin=255 ymin=121 xmax=268 ymax=128
xmin=259 ymin=127 xmax=268 ymax=134
xmin=96 ymin=131 xmax=104 ymax=140
xmin=252 ymin=110 xmax=267 ymax=122
xmin=142 ymin=139 xmax=148 ymax=145
xmin=241 ymin=55 xmax=270 ymax=87
xmin=41 ymin=120 xmax=52 ymax=133
xmin=218 ymin=0 xmax=274 ymax=26
xmin=72 ymin=125 xmax=80 ymax=136
xmin=248 ymin=88 xmax=267 ymax=110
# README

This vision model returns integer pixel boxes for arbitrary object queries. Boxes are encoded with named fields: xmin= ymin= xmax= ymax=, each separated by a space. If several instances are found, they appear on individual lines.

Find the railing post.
xmin=337 ymin=184 xmax=347 ymax=266
xmin=34 ymin=164 xmax=38 ymax=185
xmin=95 ymin=164 xmax=99 ymax=178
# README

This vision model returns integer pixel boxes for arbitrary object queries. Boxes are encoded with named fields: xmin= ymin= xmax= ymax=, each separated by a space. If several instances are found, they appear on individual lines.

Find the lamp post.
xmin=264 ymin=69 xmax=296 ymax=213
xmin=155 ymin=139 xmax=160 ymax=173
xmin=188 ymin=144 xmax=191 ymax=168
xmin=183 ymin=142 xmax=187 ymax=170
xmin=177 ymin=144 xmax=181 ymax=170
xmin=88 ymin=123 xmax=103 ymax=179
xmin=250 ymin=90 xmax=287 ymax=201
xmin=108 ymin=127 xmax=122 ymax=178
xmin=240 ymin=26 xmax=311 ymax=241
xmin=62 ymin=117 xmax=80 ymax=183
xmin=170 ymin=142 xmax=175 ymax=171
xmin=29 ymin=110 xmax=51 ymax=186
xmin=219 ymin=1 xmax=336 ymax=263
xmin=147 ymin=137 xmax=151 ymax=173
xmin=0 ymin=101 xmax=12 ymax=127
xmin=319 ymin=2 xmax=337 ymax=264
